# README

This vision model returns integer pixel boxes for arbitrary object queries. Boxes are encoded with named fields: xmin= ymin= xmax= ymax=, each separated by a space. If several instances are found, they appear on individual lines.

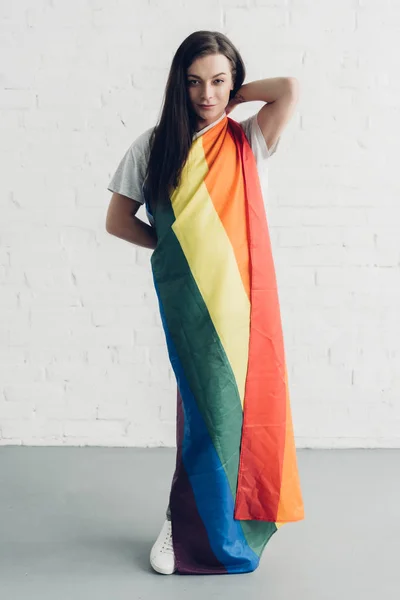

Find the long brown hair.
xmin=143 ymin=31 xmax=246 ymax=214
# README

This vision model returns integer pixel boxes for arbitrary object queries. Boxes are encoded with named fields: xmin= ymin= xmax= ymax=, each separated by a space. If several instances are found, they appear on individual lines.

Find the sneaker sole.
xmin=150 ymin=556 xmax=176 ymax=575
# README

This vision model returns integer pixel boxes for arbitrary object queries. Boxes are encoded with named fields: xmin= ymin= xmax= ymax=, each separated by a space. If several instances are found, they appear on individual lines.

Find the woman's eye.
xmin=187 ymin=80 xmax=224 ymax=85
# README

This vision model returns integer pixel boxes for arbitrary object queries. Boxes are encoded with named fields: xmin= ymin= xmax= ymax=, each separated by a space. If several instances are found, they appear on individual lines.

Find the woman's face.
xmin=186 ymin=53 xmax=234 ymax=129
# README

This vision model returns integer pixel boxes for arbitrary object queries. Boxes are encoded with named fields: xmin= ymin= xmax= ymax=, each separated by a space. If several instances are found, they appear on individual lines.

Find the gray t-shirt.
xmin=107 ymin=112 xmax=279 ymax=226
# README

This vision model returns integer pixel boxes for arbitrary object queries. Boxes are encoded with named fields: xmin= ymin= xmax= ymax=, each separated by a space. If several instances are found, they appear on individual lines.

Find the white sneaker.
xmin=150 ymin=519 xmax=176 ymax=575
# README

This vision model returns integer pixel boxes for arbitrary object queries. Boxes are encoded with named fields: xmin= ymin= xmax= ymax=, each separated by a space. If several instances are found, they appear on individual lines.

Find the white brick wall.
xmin=1 ymin=0 xmax=399 ymax=447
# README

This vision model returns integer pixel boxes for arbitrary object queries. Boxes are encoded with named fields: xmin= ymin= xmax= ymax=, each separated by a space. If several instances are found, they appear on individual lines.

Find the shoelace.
xmin=161 ymin=524 xmax=174 ymax=554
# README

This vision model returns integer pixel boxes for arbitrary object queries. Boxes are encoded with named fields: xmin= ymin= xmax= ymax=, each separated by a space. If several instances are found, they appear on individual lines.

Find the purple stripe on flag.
xmin=169 ymin=387 xmax=227 ymax=574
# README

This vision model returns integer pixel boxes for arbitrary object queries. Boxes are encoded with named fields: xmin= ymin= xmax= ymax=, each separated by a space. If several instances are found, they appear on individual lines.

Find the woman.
xmin=106 ymin=30 xmax=304 ymax=576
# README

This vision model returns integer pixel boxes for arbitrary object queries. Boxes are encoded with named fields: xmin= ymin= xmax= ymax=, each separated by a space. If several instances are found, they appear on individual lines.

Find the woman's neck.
xmin=194 ymin=111 xmax=227 ymax=134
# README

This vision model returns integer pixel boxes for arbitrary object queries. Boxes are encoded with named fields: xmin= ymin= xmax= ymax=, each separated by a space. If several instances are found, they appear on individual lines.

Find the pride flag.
xmin=146 ymin=115 xmax=304 ymax=574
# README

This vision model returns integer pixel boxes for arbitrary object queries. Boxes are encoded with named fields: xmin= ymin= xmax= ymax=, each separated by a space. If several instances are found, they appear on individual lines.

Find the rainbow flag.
xmin=147 ymin=115 xmax=304 ymax=574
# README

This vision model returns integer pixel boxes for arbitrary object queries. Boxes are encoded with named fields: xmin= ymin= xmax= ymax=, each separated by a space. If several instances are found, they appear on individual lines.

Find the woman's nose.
xmin=201 ymin=85 xmax=213 ymax=99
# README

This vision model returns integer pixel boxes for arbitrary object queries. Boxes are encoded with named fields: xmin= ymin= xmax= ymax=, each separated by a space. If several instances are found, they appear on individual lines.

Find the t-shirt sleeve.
xmin=238 ymin=112 xmax=280 ymax=162
xmin=107 ymin=128 xmax=153 ymax=205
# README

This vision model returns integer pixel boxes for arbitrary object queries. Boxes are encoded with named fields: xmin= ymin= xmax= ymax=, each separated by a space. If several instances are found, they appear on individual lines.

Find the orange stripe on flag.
xmin=201 ymin=119 xmax=251 ymax=301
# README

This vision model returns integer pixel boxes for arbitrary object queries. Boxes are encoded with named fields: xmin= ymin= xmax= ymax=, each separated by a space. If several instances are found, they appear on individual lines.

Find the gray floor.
xmin=0 ymin=447 xmax=399 ymax=599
